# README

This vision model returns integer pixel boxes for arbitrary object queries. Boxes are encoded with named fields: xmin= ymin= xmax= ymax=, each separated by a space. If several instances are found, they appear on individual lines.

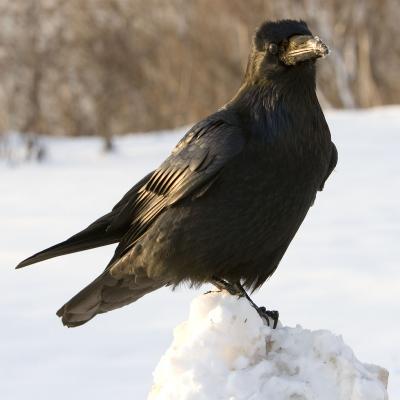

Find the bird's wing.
xmin=16 ymin=116 xmax=245 ymax=270
xmin=16 ymin=172 xmax=154 ymax=268
xmin=56 ymin=116 xmax=246 ymax=327
xmin=109 ymin=116 xmax=246 ymax=262
xmin=319 ymin=142 xmax=338 ymax=191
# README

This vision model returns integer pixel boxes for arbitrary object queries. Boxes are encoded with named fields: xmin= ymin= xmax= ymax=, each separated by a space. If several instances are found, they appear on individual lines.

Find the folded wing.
xmin=16 ymin=114 xmax=246 ymax=271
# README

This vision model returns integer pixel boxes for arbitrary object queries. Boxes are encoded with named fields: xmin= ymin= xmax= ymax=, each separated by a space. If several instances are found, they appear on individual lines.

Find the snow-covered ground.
xmin=149 ymin=292 xmax=388 ymax=400
xmin=1 ymin=107 xmax=399 ymax=399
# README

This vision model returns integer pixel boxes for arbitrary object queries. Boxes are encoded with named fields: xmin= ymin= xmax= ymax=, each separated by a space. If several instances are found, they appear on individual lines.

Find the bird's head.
xmin=244 ymin=20 xmax=329 ymax=86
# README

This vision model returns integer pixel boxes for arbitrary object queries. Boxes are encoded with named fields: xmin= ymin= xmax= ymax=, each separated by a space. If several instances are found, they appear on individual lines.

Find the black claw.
xmin=265 ymin=310 xmax=279 ymax=329
xmin=257 ymin=307 xmax=279 ymax=329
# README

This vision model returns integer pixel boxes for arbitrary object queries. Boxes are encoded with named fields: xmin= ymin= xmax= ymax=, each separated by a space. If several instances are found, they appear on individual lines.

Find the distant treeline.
xmin=0 ymin=0 xmax=398 ymax=139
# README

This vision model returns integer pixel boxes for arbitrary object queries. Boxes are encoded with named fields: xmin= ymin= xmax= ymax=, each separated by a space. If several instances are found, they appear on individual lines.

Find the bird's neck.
xmin=226 ymin=74 xmax=322 ymax=141
xmin=230 ymin=72 xmax=318 ymax=113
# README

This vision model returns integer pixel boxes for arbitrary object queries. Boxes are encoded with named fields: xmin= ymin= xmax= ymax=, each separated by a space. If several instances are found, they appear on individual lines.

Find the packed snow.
xmin=149 ymin=291 xmax=388 ymax=400
xmin=0 ymin=107 xmax=399 ymax=399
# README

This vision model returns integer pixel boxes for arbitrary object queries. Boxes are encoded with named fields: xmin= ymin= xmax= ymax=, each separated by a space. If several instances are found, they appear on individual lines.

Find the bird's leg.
xmin=211 ymin=277 xmax=242 ymax=295
xmin=210 ymin=278 xmax=279 ymax=328
xmin=232 ymin=281 xmax=279 ymax=329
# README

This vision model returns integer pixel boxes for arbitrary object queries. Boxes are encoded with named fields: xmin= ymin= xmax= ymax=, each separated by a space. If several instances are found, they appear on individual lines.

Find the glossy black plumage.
xmin=17 ymin=20 xmax=337 ymax=327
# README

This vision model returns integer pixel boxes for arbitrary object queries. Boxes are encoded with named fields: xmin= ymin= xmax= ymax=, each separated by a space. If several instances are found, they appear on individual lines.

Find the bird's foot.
xmin=257 ymin=307 xmax=279 ymax=329
xmin=211 ymin=278 xmax=280 ymax=329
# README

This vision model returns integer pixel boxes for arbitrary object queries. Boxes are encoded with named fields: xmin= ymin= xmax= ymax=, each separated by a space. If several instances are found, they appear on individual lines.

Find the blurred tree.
xmin=0 ymin=0 xmax=398 ymax=138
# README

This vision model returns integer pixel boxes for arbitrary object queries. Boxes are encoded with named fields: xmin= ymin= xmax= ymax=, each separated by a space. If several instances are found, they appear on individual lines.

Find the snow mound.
xmin=148 ymin=291 xmax=388 ymax=400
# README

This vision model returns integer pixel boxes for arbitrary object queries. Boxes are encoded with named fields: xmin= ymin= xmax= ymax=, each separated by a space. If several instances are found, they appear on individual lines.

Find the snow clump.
xmin=148 ymin=291 xmax=388 ymax=400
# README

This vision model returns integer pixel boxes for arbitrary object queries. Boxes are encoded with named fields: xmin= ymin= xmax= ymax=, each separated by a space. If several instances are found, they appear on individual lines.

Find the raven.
xmin=17 ymin=20 xmax=337 ymax=328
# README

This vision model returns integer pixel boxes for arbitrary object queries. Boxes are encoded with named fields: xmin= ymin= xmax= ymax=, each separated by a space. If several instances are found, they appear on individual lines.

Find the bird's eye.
xmin=267 ymin=43 xmax=278 ymax=55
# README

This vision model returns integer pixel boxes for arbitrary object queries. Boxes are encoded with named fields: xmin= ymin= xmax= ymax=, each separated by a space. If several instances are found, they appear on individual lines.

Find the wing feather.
xmin=109 ymin=115 xmax=246 ymax=264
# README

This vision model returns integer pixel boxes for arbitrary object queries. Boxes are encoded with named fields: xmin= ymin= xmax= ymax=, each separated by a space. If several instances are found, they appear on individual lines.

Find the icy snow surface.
xmin=1 ymin=107 xmax=399 ymax=399
xmin=149 ymin=292 xmax=388 ymax=400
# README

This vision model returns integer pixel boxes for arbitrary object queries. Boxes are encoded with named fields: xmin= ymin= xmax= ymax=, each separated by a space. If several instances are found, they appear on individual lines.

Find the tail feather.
xmin=56 ymin=272 xmax=163 ymax=327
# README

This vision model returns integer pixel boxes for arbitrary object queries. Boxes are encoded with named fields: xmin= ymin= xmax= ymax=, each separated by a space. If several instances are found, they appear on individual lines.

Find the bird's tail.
xmin=16 ymin=213 xmax=120 ymax=269
xmin=56 ymin=271 xmax=164 ymax=327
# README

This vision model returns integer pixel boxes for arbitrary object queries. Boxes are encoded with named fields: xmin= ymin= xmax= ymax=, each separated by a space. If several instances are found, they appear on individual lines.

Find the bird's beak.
xmin=280 ymin=35 xmax=329 ymax=66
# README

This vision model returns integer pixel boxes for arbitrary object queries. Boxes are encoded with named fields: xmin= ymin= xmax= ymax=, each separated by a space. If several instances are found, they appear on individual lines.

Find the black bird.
xmin=17 ymin=20 xmax=337 ymax=328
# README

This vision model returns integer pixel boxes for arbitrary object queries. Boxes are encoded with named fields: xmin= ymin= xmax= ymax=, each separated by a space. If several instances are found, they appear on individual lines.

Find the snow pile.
xmin=148 ymin=292 xmax=388 ymax=400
